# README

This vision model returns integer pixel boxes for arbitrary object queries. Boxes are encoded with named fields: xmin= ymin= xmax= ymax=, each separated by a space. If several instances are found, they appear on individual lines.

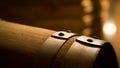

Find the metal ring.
xmin=38 ymin=31 xmax=77 ymax=68
xmin=61 ymin=36 xmax=118 ymax=68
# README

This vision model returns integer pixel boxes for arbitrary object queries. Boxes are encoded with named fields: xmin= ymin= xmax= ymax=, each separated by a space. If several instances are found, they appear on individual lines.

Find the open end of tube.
xmin=94 ymin=43 xmax=118 ymax=68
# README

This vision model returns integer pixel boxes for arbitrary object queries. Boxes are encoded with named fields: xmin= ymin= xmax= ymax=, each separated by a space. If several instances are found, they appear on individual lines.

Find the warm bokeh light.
xmin=81 ymin=0 xmax=93 ymax=13
xmin=82 ymin=28 xmax=92 ymax=36
xmin=82 ymin=15 xmax=93 ymax=26
xmin=103 ymin=20 xmax=117 ymax=40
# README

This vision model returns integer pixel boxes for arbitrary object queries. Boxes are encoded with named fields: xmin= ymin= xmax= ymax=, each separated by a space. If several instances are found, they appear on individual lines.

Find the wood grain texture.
xmin=0 ymin=20 xmax=56 ymax=68
xmin=0 ymin=20 xmax=55 ymax=55
xmin=0 ymin=20 xmax=78 ymax=68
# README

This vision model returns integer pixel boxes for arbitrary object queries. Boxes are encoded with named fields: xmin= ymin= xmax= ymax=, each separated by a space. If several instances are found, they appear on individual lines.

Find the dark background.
xmin=0 ymin=0 xmax=102 ymax=37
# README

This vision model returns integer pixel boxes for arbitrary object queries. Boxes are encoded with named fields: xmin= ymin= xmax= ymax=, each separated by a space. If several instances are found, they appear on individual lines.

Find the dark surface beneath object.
xmin=0 ymin=48 xmax=35 ymax=68
xmin=94 ymin=43 xmax=118 ymax=68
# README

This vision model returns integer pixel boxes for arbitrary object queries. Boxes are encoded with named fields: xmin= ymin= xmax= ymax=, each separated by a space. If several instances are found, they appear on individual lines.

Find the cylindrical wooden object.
xmin=0 ymin=20 xmax=56 ymax=68
xmin=0 ymin=20 xmax=55 ymax=54
xmin=0 ymin=21 xmax=77 ymax=68
xmin=0 ymin=20 xmax=118 ymax=68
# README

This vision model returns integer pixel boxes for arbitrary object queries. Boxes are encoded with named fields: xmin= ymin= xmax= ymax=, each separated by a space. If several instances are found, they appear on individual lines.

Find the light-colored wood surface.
xmin=0 ymin=20 xmax=55 ymax=55
xmin=0 ymin=21 xmax=79 ymax=68
xmin=0 ymin=20 xmax=57 ymax=67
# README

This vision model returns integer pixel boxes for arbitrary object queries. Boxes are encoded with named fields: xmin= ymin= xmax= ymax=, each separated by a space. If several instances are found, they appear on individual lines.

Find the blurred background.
xmin=0 ymin=0 xmax=120 ymax=67
xmin=0 ymin=0 xmax=102 ymax=38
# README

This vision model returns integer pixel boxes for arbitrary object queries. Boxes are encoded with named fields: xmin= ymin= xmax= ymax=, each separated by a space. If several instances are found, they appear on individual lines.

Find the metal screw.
xmin=58 ymin=33 xmax=64 ymax=36
xmin=87 ymin=39 xmax=93 ymax=42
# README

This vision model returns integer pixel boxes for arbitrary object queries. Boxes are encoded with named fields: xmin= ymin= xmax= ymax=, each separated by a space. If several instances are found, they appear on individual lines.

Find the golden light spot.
xmin=103 ymin=19 xmax=117 ymax=40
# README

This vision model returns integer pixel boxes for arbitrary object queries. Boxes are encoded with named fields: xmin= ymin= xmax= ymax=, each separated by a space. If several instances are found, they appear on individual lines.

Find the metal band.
xmin=38 ymin=31 xmax=77 ymax=68
xmin=51 ymin=36 xmax=78 ymax=68
xmin=61 ymin=36 xmax=118 ymax=68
